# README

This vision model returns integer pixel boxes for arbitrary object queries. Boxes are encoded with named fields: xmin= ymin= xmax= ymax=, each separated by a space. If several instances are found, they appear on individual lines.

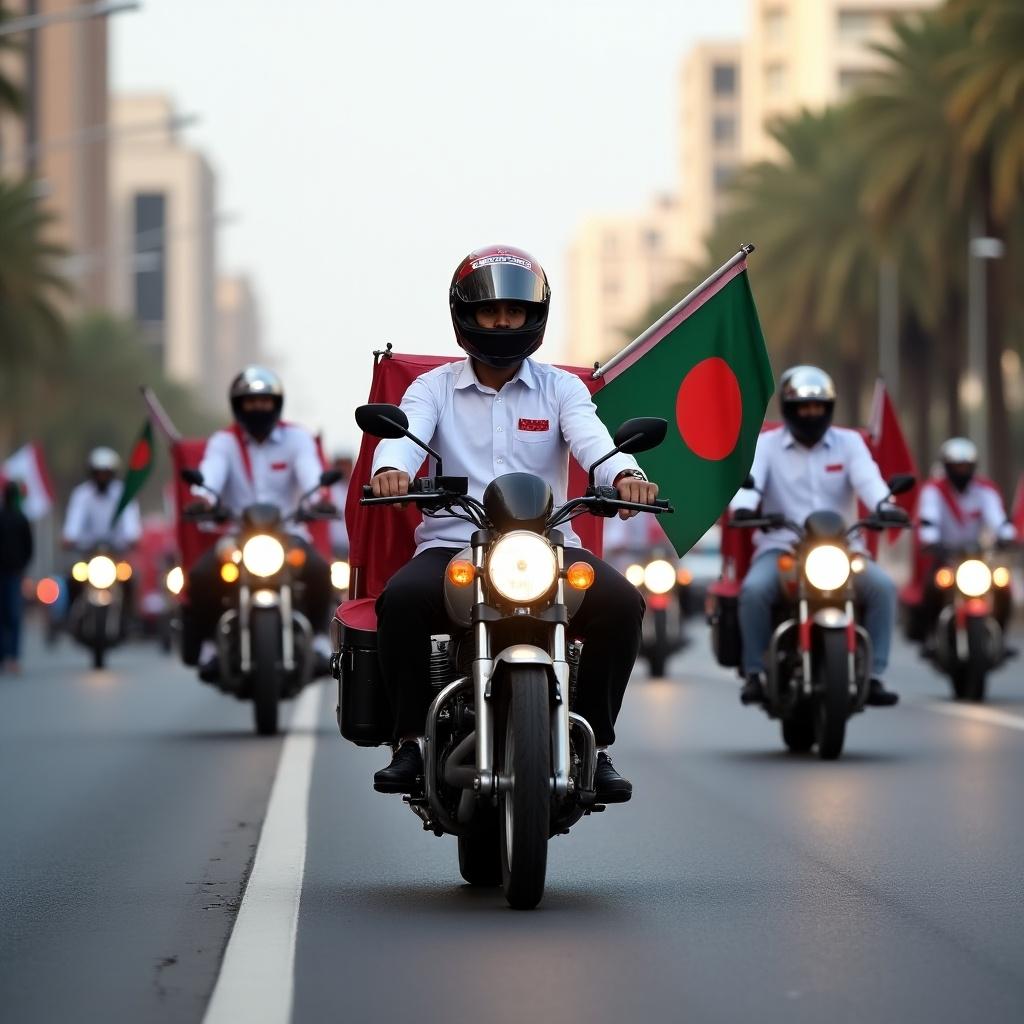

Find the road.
xmin=2 ymin=617 xmax=1023 ymax=1023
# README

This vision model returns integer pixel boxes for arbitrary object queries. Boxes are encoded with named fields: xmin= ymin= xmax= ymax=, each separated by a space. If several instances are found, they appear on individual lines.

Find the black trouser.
xmin=375 ymin=546 xmax=645 ymax=746
xmin=185 ymin=537 xmax=333 ymax=651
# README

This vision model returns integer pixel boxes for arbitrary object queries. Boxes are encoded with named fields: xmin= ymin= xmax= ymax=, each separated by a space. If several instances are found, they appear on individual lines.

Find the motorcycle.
xmin=913 ymin=544 xmax=1015 ymax=702
xmin=68 ymin=549 xmax=132 ymax=668
xmin=619 ymin=549 xmax=688 ymax=678
xmin=334 ymin=403 xmax=672 ymax=909
xmin=715 ymin=473 xmax=914 ymax=760
xmin=180 ymin=467 xmax=341 ymax=736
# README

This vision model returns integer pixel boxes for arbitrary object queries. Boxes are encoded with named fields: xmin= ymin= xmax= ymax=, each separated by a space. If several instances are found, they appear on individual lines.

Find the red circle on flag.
xmin=676 ymin=357 xmax=743 ymax=461
xmin=129 ymin=440 xmax=151 ymax=471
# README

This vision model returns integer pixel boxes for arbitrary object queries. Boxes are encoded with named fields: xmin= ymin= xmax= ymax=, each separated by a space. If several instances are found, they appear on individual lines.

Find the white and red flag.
xmin=1 ymin=443 xmax=56 ymax=520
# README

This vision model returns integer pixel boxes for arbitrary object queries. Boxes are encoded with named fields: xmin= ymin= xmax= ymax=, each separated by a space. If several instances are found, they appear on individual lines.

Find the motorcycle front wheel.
xmin=250 ymin=607 xmax=282 ymax=736
xmin=91 ymin=606 xmax=107 ymax=670
xmin=958 ymin=616 xmax=989 ymax=703
xmin=648 ymin=609 xmax=669 ymax=678
xmin=497 ymin=665 xmax=550 ymax=910
xmin=814 ymin=630 xmax=848 ymax=761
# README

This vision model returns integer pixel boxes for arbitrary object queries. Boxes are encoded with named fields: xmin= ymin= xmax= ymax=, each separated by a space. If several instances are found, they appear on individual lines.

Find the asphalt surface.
xmin=2 ymin=614 xmax=1023 ymax=1023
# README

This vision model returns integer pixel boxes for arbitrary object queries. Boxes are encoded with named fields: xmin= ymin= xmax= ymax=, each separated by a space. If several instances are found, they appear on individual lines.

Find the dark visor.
xmin=455 ymin=261 xmax=547 ymax=304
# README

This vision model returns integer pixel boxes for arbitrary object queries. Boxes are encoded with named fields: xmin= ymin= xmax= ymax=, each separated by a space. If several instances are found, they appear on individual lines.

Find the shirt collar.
xmin=454 ymin=357 xmax=536 ymax=392
xmin=782 ymin=426 xmax=834 ymax=450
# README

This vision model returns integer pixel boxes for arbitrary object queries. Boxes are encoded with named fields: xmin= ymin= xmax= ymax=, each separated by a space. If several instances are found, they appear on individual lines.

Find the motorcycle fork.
xmin=239 ymin=585 xmax=251 ymax=672
xmin=472 ymin=539 xmax=495 ymax=796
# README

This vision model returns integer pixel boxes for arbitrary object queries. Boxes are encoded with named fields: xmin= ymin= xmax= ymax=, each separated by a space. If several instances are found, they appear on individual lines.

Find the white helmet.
xmin=88 ymin=447 xmax=121 ymax=473
xmin=938 ymin=437 xmax=977 ymax=492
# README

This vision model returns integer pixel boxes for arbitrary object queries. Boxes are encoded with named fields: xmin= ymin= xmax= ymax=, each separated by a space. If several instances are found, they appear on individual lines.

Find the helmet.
xmin=229 ymin=365 xmax=284 ymax=441
xmin=779 ymin=365 xmax=836 ymax=448
xmin=88 ymin=447 xmax=121 ymax=473
xmin=939 ymin=436 xmax=977 ymax=492
xmin=449 ymin=245 xmax=551 ymax=369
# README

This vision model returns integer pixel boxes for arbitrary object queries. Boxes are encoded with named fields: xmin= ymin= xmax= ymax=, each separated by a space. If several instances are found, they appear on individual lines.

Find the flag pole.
xmin=140 ymin=386 xmax=182 ymax=443
xmin=592 ymin=243 xmax=755 ymax=380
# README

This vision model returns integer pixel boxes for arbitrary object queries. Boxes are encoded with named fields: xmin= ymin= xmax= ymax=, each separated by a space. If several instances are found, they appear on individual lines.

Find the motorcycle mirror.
xmin=319 ymin=469 xmax=342 ymax=487
xmin=887 ymin=473 xmax=915 ymax=496
xmin=355 ymin=404 xmax=409 ymax=440
xmin=181 ymin=468 xmax=204 ymax=486
xmin=613 ymin=417 xmax=668 ymax=455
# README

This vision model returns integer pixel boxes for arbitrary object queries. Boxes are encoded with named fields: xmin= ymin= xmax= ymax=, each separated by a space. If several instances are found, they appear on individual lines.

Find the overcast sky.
xmin=113 ymin=0 xmax=746 ymax=452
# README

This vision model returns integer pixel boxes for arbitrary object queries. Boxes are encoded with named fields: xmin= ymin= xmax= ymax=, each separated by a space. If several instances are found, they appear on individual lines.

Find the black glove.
xmin=731 ymin=508 xmax=760 ymax=522
xmin=877 ymin=505 xmax=910 ymax=526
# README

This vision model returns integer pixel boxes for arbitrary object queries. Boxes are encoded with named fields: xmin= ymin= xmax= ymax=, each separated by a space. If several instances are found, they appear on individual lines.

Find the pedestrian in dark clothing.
xmin=0 ymin=481 xmax=34 ymax=672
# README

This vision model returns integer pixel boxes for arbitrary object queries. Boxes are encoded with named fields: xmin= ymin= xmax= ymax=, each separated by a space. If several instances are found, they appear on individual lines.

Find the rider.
xmin=63 ymin=447 xmax=142 ymax=553
xmin=186 ymin=366 xmax=335 ymax=679
xmin=916 ymin=437 xmax=1016 ymax=635
xmin=369 ymin=244 xmax=660 ymax=801
xmin=730 ymin=365 xmax=903 ymax=708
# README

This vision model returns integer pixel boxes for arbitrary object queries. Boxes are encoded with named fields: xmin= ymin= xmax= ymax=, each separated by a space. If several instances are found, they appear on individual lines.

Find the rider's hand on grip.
xmin=731 ymin=508 xmax=759 ymax=523
xmin=184 ymin=498 xmax=213 ymax=518
xmin=371 ymin=468 xmax=411 ymax=509
xmin=614 ymin=476 xmax=659 ymax=520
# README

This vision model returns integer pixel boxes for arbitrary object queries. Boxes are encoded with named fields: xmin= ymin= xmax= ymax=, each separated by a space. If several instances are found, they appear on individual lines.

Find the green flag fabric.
xmin=112 ymin=420 xmax=156 ymax=525
xmin=593 ymin=251 xmax=773 ymax=558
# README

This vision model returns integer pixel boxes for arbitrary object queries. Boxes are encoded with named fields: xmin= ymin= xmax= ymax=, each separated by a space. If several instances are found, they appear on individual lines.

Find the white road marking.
xmin=926 ymin=701 xmax=1024 ymax=733
xmin=203 ymin=682 xmax=323 ymax=1024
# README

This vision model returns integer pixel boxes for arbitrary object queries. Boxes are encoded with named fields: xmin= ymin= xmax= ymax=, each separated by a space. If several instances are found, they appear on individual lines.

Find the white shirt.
xmin=63 ymin=480 xmax=142 ymax=551
xmin=372 ymin=357 xmax=638 ymax=553
xmin=198 ymin=423 xmax=324 ymax=522
xmin=729 ymin=425 xmax=891 ymax=555
xmin=917 ymin=477 xmax=1015 ymax=548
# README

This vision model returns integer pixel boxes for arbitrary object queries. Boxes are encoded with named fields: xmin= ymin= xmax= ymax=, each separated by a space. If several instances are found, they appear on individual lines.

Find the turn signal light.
xmin=777 ymin=554 xmax=795 ymax=573
xmin=36 ymin=577 xmax=60 ymax=605
xmin=566 ymin=561 xmax=595 ymax=591
xmin=935 ymin=567 xmax=955 ymax=589
xmin=71 ymin=561 xmax=89 ymax=583
xmin=286 ymin=547 xmax=307 ymax=568
xmin=220 ymin=562 xmax=240 ymax=584
xmin=993 ymin=566 xmax=1011 ymax=589
xmin=850 ymin=556 xmax=867 ymax=574
xmin=116 ymin=561 xmax=133 ymax=582
xmin=447 ymin=559 xmax=475 ymax=587
xmin=677 ymin=567 xmax=693 ymax=586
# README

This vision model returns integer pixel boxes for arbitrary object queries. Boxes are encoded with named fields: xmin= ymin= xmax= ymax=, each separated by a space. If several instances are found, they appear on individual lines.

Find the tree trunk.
xmin=984 ymin=205 xmax=1011 ymax=496
xmin=943 ymin=293 xmax=965 ymax=438
xmin=904 ymin=313 xmax=932 ymax=470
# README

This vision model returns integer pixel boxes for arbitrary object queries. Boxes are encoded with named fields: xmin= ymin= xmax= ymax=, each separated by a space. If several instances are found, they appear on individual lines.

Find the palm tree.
xmin=943 ymin=0 xmax=1024 ymax=494
xmin=0 ymin=177 xmax=69 ymax=452
xmin=0 ymin=4 xmax=25 ymax=115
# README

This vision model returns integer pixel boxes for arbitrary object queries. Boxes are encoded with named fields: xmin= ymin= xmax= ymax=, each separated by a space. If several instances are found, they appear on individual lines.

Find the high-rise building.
xmin=565 ymin=194 xmax=685 ymax=366
xmin=0 ymin=0 xmax=110 ymax=309
xmin=677 ymin=41 xmax=743 ymax=265
xmin=214 ymin=274 xmax=264 ymax=397
xmin=741 ymin=0 xmax=938 ymax=161
xmin=108 ymin=93 xmax=217 ymax=397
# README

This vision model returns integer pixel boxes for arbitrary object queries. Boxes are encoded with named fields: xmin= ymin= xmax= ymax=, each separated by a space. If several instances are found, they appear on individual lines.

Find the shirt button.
xmin=496 ymin=397 xmax=502 ymax=404
xmin=496 ymin=457 xmax=504 ymax=464
xmin=496 ymin=426 xmax=503 ymax=432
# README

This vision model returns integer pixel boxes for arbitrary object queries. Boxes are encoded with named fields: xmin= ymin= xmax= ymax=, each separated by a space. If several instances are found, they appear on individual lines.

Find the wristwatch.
xmin=614 ymin=468 xmax=649 ymax=483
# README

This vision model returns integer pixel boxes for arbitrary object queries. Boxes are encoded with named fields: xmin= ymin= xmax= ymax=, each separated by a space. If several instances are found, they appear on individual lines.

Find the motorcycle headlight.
xmin=331 ymin=560 xmax=351 ymax=591
xmin=643 ymin=559 xmax=677 ymax=595
xmin=804 ymin=544 xmax=851 ymax=592
xmin=166 ymin=566 xmax=185 ymax=596
xmin=487 ymin=531 xmax=557 ymax=604
xmin=242 ymin=535 xmax=285 ymax=578
xmin=625 ymin=564 xmax=645 ymax=587
xmin=955 ymin=559 xmax=991 ymax=597
xmin=87 ymin=555 xmax=117 ymax=590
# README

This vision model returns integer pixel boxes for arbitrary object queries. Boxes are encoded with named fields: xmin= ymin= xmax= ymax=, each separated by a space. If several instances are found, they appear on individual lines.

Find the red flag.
xmin=1012 ymin=474 xmax=1024 ymax=535
xmin=865 ymin=380 xmax=919 ymax=544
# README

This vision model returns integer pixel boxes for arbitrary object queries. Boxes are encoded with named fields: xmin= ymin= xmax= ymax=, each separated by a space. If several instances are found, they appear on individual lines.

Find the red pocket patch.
xmin=271 ymin=461 xmax=288 ymax=471
xmin=825 ymin=463 xmax=844 ymax=473
xmin=518 ymin=418 xmax=550 ymax=432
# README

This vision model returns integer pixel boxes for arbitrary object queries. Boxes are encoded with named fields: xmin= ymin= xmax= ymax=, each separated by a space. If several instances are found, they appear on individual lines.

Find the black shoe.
xmin=866 ymin=678 xmax=899 ymax=707
xmin=198 ymin=656 xmax=220 ymax=683
xmin=594 ymin=751 xmax=632 ymax=804
xmin=740 ymin=673 xmax=765 ymax=705
xmin=373 ymin=741 xmax=423 ymax=794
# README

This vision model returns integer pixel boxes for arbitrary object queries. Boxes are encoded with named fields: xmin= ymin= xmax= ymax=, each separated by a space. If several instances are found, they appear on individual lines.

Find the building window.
xmin=765 ymin=62 xmax=787 ymax=96
xmin=712 ymin=114 xmax=736 ymax=145
xmin=765 ymin=7 xmax=787 ymax=44
xmin=133 ymin=192 xmax=167 ymax=365
xmin=838 ymin=68 xmax=873 ymax=97
xmin=713 ymin=163 xmax=737 ymax=191
xmin=712 ymin=63 xmax=736 ymax=97
xmin=645 ymin=229 xmax=662 ymax=251
xmin=838 ymin=10 xmax=875 ymax=41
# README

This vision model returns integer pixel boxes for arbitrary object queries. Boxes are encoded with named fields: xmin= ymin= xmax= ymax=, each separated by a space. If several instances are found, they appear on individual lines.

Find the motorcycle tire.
xmin=250 ymin=608 xmax=282 ymax=737
xmin=497 ymin=665 xmax=550 ymax=910
xmin=91 ymin=606 xmax=107 ymax=670
xmin=649 ymin=611 xmax=669 ymax=679
xmin=781 ymin=704 xmax=815 ymax=753
xmin=959 ymin=617 xmax=989 ymax=703
xmin=814 ymin=630 xmax=848 ymax=761
xmin=458 ymin=810 xmax=502 ymax=887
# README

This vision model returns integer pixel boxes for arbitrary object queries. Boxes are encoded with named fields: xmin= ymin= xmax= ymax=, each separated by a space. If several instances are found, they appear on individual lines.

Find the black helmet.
xmin=229 ymin=365 xmax=284 ymax=441
xmin=779 ymin=365 xmax=836 ymax=448
xmin=449 ymin=245 xmax=551 ymax=369
xmin=938 ymin=437 xmax=978 ymax=492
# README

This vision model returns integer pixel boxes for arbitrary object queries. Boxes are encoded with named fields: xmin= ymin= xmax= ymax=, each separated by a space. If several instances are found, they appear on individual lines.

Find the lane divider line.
xmin=203 ymin=682 xmax=323 ymax=1024
xmin=925 ymin=701 xmax=1024 ymax=733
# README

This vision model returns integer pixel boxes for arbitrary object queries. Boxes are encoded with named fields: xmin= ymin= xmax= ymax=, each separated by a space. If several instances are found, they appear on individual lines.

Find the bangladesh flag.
xmin=112 ymin=420 xmax=156 ymax=525
xmin=593 ymin=246 xmax=773 ymax=557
